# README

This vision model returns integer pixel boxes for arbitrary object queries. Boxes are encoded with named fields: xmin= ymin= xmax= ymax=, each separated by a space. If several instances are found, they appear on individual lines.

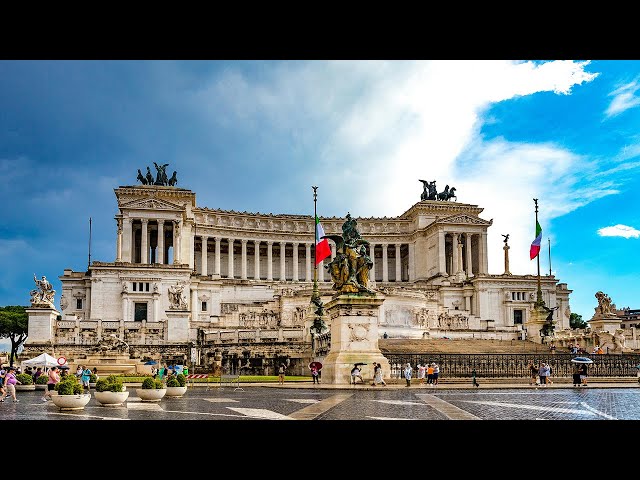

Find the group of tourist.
xmin=416 ymin=363 xmax=440 ymax=386
xmin=151 ymin=364 xmax=188 ymax=381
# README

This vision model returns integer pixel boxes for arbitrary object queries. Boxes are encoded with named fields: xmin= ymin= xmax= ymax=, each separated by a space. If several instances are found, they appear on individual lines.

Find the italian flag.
xmin=315 ymin=216 xmax=331 ymax=265
xmin=530 ymin=220 xmax=542 ymax=260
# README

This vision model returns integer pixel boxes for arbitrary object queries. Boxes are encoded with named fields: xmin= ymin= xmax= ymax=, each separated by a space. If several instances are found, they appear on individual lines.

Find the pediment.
xmin=435 ymin=214 xmax=493 ymax=226
xmin=119 ymin=197 xmax=183 ymax=211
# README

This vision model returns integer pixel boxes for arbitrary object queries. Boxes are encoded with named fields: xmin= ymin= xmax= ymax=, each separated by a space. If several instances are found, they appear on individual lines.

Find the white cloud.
xmin=605 ymin=80 xmax=640 ymax=118
xmin=597 ymin=224 xmax=640 ymax=238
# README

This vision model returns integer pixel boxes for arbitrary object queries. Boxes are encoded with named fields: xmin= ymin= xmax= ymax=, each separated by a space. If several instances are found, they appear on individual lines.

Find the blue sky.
xmin=1 ymin=60 xmax=639 ymax=341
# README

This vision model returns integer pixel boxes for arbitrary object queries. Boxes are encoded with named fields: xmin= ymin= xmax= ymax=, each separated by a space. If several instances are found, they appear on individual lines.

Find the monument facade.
xmin=23 ymin=170 xmax=573 ymax=374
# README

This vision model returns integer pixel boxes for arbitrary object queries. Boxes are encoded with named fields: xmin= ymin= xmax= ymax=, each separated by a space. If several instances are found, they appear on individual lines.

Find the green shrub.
xmin=16 ymin=373 xmax=33 ymax=385
xmin=96 ymin=375 xmax=125 ymax=393
xmin=141 ymin=377 xmax=164 ymax=389
xmin=36 ymin=374 xmax=49 ymax=385
xmin=55 ymin=375 xmax=84 ymax=395
xmin=176 ymin=373 xmax=186 ymax=387
xmin=166 ymin=377 xmax=180 ymax=387
xmin=90 ymin=374 xmax=98 ymax=383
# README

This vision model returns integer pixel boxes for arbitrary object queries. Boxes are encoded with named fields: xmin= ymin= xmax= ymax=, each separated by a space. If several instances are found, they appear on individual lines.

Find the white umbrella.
xmin=22 ymin=352 xmax=59 ymax=368
xmin=570 ymin=357 xmax=594 ymax=364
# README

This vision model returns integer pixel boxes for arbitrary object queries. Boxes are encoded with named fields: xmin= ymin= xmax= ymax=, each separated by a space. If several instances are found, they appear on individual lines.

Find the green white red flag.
xmin=530 ymin=220 xmax=542 ymax=260
xmin=315 ymin=216 xmax=331 ymax=265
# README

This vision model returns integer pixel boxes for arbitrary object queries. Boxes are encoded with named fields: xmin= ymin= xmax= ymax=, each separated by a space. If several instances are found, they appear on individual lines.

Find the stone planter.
xmin=95 ymin=390 xmax=129 ymax=407
xmin=35 ymin=384 xmax=47 ymax=391
xmin=51 ymin=393 xmax=92 ymax=410
xmin=165 ymin=386 xmax=188 ymax=398
xmin=15 ymin=384 xmax=36 ymax=391
xmin=135 ymin=388 xmax=166 ymax=402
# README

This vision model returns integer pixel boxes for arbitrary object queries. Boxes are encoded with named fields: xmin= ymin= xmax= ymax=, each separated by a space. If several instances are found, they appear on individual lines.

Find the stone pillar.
xmin=382 ymin=244 xmax=388 ymax=282
xmin=452 ymin=234 xmax=459 ymax=275
xmin=122 ymin=297 xmax=128 ymax=322
xmin=480 ymin=231 xmax=488 ymax=274
xmin=254 ymin=240 xmax=261 ymax=280
xmin=438 ymin=229 xmax=446 ymax=276
xmin=408 ymin=243 xmax=415 ymax=281
xmin=466 ymin=233 xmax=473 ymax=277
xmin=153 ymin=294 xmax=159 ymax=322
xmin=228 ymin=238 xmax=235 ymax=279
xmin=201 ymin=236 xmax=209 ymax=276
xmin=241 ymin=239 xmax=248 ymax=279
xmin=25 ymin=307 xmax=60 ymax=344
xmin=331 ymin=242 xmax=336 ymax=260
xmin=141 ymin=219 xmax=149 ymax=264
xmin=369 ymin=243 xmax=376 ymax=282
xmin=157 ymin=220 xmax=165 ymax=264
xmin=173 ymin=221 xmax=182 ymax=264
xmin=321 ymin=295 xmax=390 ymax=384
xmin=122 ymin=217 xmax=133 ymax=263
xmin=214 ymin=237 xmax=221 ymax=276
xmin=279 ymin=241 xmax=286 ymax=281
xmin=116 ymin=218 xmax=122 ymax=262
xmin=503 ymin=243 xmax=511 ymax=275
xmin=267 ymin=241 xmax=273 ymax=280
xmin=305 ymin=243 xmax=312 ymax=281
xmin=292 ymin=242 xmax=299 ymax=281
xmin=191 ymin=286 xmax=198 ymax=314
xmin=395 ymin=243 xmax=401 ymax=282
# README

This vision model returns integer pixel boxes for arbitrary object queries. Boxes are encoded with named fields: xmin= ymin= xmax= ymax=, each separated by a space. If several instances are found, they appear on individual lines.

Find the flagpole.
xmin=312 ymin=186 xmax=319 ymax=302
xmin=533 ymin=199 xmax=543 ymax=306
xmin=548 ymin=237 xmax=552 ymax=276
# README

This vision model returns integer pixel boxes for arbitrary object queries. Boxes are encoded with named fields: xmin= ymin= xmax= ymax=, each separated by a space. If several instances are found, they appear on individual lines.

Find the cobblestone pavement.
xmin=2 ymin=384 xmax=640 ymax=421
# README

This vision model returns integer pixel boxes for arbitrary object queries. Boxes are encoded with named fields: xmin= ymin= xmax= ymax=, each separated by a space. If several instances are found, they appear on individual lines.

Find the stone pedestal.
xmin=321 ymin=294 xmax=390 ymax=384
xmin=525 ymin=304 xmax=550 ymax=344
xmin=588 ymin=314 xmax=621 ymax=335
xmin=25 ymin=307 xmax=60 ymax=344
xmin=166 ymin=310 xmax=190 ymax=342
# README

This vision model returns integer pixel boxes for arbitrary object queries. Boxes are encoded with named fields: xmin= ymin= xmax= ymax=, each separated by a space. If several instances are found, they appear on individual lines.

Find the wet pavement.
xmin=2 ymin=382 xmax=640 ymax=421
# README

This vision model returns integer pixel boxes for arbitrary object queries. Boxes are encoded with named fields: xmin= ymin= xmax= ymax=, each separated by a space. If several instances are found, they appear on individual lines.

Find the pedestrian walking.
xmin=81 ymin=366 xmax=92 ymax=391
xmin=432 ymin=363 xmax=440 ymax=386
xmin=471 ymin=368 xmax=480 ymax=387
xmin=371 ymin=362 xmax=386 ymax=386
xmin=417 ymin=364 xmax=426 ymax=385
xmin=528 ymin=361 xmax=539 ymax=385
xmin=350 ymin=364 xmax=363 ymax=385
xmin=538 ymin=363 xmax=549 ymax=386
xmin=404 ymin=363 xmax=412 ymax=387
xmin=0 ymin=365 xmax=6 ymax=399
xmin=278 ymin=364 xmax=286 ymax=385
xmin=580 ymin=363 xmax=589 ymax=386
xmin=572 ymin=363 xmax=581 ymax=386
xmin=43 ymin=366 xmax=60 ymax=401
xmin=0 ymin=366 xmax=21 ymax=403
xmin=426 ymin=363 xmax=434 ymax=385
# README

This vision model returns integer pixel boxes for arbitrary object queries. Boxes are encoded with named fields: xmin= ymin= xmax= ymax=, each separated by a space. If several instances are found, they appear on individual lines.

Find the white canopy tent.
xmin=22 ymin=352 xmax=59 ymax=368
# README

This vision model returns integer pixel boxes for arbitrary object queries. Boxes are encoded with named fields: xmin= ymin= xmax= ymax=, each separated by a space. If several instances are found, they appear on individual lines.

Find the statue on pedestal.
xmin=594 ymin=291 xmax=614 ymax=316
xmin=30 ymin=273 xmax=56 ymax=307
xmin=322 ymin=213 xmax=374 ymax=295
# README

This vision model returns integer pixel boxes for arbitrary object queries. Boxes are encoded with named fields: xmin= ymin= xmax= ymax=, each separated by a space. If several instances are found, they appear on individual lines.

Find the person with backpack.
xmin=81 ymin=366 xmax=92 ymax=391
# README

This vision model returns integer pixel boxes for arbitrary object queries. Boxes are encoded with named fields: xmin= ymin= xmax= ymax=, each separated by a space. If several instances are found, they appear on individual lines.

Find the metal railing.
xmin=384 ymin=353 xmax=640 ymax=379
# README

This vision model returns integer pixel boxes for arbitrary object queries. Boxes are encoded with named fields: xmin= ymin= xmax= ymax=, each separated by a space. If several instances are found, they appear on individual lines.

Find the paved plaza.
xmin=3 ymin=383 xmax=640 ymax=421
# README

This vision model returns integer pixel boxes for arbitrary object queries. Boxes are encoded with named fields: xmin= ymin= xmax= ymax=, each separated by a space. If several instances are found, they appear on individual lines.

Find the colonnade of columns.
xmin=117 ymin=218 xmax=178 ymax=265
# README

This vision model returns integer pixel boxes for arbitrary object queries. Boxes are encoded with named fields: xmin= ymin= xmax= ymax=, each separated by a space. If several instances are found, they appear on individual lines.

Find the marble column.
xmin=438 ymin=229 xmax=446 ymax=275
xmin=214 ymin=237 xmax=221 ymax=275
xmin=241 ymin=239 xmax=248 ymax=280
xmin=123 ymin=217 xmax=133 ymax=263
xmin=452 ymin=234 xmax=459 ymax=274
xmin=201 ymin=235 xmax=209 ymax=276
xmin=173 ymin=221 xmax=182 ymax=264
xmin=369 ymin=243 xmax=376 ymax=282
xmin=480 ymin=231 xmax=488 ymax=274
xmin=408 ymin=243 xmax=415 ymax=281
xmin=157 ymin=220 xmax=165 ymax=264
xmin=191 ymin=286 xmax=198 ymax=315
xmin=382 ymin=244 xmax=389 ymax=282
xmin=395 ymin=243 xmax=401 ymax=282
xmin=292 ymin=242 xmax=299 ymax=281
xmin=465 ymin=233 xmax=473 ymax=277
xmin=228 ymin=238 xmax=235 ymax=279
xmin=141 ymin=219 xmax=149 ymax=264
xmin=122 ymin=296 xmax=128 ymax=322
xmin=267 ymin=241 xmax=273 ymax=281
xmin=305 ymin=243 xmax=312 ymax=281
xmin=279 ymin=241 xmax=286 ymax=281
xmin=116 ymin=218 xmax=122 ymax=262
xmin=254 ymin=240 xmax=261 ymax=280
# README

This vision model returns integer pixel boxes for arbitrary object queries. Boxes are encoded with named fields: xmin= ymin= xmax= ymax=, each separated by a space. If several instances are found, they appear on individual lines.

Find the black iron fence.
xmin=385 ymin=353 xmax=640 ymax=379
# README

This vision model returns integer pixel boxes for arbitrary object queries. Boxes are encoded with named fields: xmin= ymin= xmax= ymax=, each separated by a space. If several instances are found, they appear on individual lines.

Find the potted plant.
xmin=35 ymin=374 xmax=49 ymax=390
xmin=50 ymin=375 xmax=91 ymax=410
xmin=135 ymin=376 xmax=166 ymax=402
xmin=89 ymin=373 xmax=98 ymax=388
xmin=165 ymin=373 xmax=188 ymax=397
xmin=15 ymin=373 xmax=36 ymax=391
xmin=94 ymin=375 xmax=129 ymax=407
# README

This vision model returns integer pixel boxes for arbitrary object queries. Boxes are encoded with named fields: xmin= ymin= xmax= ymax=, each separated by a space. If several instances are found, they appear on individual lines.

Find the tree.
xmin=570 ymin=312 xmax=588 ymax=330
xmin=0 ymin=306 xmax=29 ymax=366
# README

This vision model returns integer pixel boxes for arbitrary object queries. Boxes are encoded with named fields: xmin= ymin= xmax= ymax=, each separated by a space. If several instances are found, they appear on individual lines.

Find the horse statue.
xmin=437 ymin=185 xmax=450 ymax=201
xmin=168 ymin=171 xmax=178 ymax=186
xmin=137 ymin=169 xmax=148 ymax=185
xmin=447 ymin=187 xmax=457 ymax=201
